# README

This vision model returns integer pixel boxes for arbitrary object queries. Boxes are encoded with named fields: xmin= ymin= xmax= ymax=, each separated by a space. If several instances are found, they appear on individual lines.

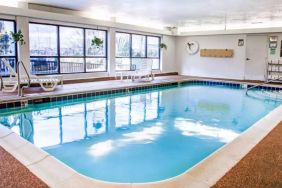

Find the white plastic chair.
xmin=1 ymin=58 xmax=63 ymax=92
xmin=132 ymin=59 xmax=154 ymax=82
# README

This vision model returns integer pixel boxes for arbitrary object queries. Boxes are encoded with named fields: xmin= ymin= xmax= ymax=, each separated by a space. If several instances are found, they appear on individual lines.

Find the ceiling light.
xmin=178 ymin=24 xmax=225 ymax=33
xmin=0 ymin=0 xmax=22 ymax=7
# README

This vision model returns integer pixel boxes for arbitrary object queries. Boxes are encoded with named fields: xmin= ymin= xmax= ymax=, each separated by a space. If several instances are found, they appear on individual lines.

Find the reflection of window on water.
xmin=0 ymin=91 xmax=162 ymax=148
xmin=33 ymin=109 xmax=61 ymax=147
xmin=61 ymin=104 xmax=85 ymax=143
xmin=115 ymin=92 xmax=160 ymax=128
xmin=86 ymin=100 xmax=107 ymax=136
xmin=131 ymin=95 xmax=146 ymax=125
xmin=115 ymin=97 xmax=130 ymax=128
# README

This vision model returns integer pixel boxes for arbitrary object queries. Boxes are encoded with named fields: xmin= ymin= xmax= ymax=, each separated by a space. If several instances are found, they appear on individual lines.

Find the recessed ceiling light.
xmin=251 ymin=21 xmax=263 ymax=24
xmin=0 ymin=0 xmax=20 ymax=7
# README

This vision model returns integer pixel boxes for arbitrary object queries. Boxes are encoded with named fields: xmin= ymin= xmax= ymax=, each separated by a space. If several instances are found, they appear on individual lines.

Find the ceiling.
xmin=2 ymin=0 xmax=282 ymax=32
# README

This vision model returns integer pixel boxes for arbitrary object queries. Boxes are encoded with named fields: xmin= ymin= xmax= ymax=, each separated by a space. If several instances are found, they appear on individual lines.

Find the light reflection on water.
xmin=0 ymin=84 xmax=281 ymax=183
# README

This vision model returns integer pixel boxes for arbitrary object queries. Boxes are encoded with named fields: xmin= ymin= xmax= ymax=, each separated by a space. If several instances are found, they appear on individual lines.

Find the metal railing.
xmin=31 ymin=60 xmax=106 ymax=74
xmin=0 ymin=74 xmax=3 ymax=91
xmin=246 ymin=76 xmax=282 ymax=95
xmin=17 ymin=60 xmax=31 ymax=97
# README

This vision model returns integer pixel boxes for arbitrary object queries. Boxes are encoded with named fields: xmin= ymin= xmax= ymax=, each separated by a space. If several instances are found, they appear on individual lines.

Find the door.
xmin=245 ymin=35 xmax=268 ymax=81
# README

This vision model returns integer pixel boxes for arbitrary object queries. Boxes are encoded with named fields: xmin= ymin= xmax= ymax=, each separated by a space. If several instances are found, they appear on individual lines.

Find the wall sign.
xmin=269 ymin=36 xmax=278 ymax=49
xmin=270 ymin=48 xmax=276 ymax=55
xmin=238 ymin=39 xmax=244 ymax=46
xmin=200 ymin=49 xmax=234 ymax=58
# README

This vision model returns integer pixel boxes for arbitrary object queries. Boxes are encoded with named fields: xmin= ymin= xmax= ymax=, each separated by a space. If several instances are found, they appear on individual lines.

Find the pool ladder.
xmin=17 ymin=60 xmax=31 ymax=97
xmin=0 ymin=59 xmax=31 ymax=96
xmin=246 ymin=76 xmax=282 ymax=101
xmin=0 ymin=74 xmax=3 ymax=91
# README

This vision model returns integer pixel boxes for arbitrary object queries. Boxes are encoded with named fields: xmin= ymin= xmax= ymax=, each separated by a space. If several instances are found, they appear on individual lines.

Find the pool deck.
xmin=0 ymin=75 xmax=188 ymax=103
xmin=1 ymin=75 xmax=282 ymax=188
xmin=1 ymin=75 xmax=281 ymax=104
xmin=213 ymin=120 xmax=282 ymax=188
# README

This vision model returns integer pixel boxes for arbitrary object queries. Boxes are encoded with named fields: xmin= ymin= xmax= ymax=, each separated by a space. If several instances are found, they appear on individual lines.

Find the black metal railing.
xmin=31 ymin=59 xmax=106 ymax=74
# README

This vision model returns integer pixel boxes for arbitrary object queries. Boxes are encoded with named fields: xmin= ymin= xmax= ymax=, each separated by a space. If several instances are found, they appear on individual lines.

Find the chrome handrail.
xmin=0 ymin=74 xmax=3 ymax=91
xmin=246 ymin=76 xmax=282 ymax=95
xmin=17 ymin=60 xmax=31 ymax=97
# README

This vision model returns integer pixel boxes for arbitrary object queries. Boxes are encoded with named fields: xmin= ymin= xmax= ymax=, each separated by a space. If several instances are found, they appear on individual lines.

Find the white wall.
xmin=175 ymin=33 xmax=282 ymax=81
xmin=175 ymin=34 xmax=247 ymax=80
xmin=161 ymin=35 xmax=177 ymax=73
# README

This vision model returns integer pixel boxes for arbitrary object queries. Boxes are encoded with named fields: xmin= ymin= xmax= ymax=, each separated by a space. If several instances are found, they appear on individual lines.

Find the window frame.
xmin=0 ymin=19 xmax=18 ymax=77
xmin=115 ymin=31 xmax=161 ymax=71
xmin=29 ymin=22 xmax=108 ymax=75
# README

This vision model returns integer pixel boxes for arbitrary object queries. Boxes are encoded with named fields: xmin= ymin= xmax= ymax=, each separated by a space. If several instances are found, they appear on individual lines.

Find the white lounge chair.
xmin=1 ymin=58 xmax=63 ymax=92
xmin=132 ymin=59 xmax=154 ymax=82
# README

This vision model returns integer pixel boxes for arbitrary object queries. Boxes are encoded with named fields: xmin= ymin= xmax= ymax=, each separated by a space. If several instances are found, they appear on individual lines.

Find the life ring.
xmin=186 ymin=41 xmax=199 ymax=55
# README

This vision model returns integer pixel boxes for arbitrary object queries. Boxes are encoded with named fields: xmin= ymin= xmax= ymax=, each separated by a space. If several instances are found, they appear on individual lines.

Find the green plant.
xmin=91 ymin=36 xmax=103 ymax=47
xmin=160 ymin=43 xmax=167 ymax=50
xmin=10 ymin=30 xmax=25 ymax=45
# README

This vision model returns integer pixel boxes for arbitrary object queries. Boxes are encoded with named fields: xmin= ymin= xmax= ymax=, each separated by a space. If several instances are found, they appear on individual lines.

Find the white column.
xmin=16 ymin=16 xmax=30 ymax=75
xmin=108 ymin=28 xmax=116 ymax=77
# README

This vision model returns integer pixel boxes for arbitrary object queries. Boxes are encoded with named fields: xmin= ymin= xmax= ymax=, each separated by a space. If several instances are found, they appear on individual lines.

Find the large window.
xmin=30 ymin=24 xmax=59 ymax=74
xmin=85 ymin=29 xmax=107 ymax=72
xmin=115 ymin=32 xmax=160 ymax=71
xmin=60 ymin=26 xmax=84 ymax=73
xmin=29 ymin=23 xmax=107 ymax=75
xmin=0 ymin=20 xmax=16 ymax=76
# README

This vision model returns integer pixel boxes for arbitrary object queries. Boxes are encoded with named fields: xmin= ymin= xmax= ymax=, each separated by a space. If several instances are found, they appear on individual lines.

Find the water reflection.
xmin=174 ymin=118 xmax=239 ymax=143
xmin=89 ymin=124 xmax=164 ymax=157
xmin=0 ymin=92 xmax=161 ymax=148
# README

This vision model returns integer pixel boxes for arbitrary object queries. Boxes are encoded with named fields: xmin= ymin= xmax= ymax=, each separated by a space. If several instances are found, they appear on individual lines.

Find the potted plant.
xmin=11 ymin=30 xmax=25 ymax=46
xmin=160 ymin=43 xmax=167 ymax=50
xmin=91 ymin=36 xmax=103 ymax=48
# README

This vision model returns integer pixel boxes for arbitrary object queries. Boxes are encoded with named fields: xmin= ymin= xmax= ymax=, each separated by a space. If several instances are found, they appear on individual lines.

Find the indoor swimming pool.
xmin=0 ymin=82 xmax=281 ymax=183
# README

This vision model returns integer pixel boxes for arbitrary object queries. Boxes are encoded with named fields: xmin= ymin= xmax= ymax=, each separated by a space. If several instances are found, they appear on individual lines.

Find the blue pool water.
xmin=0 ymin=83 xmax=281 ymax=183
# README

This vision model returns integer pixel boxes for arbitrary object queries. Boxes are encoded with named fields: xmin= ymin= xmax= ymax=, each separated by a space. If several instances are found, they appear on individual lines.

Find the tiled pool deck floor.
xmin=1 ymin=74 xmax=281 ymax=104
xmin=213 ymin=120 xmax=282 ymax=188
xmin=0 ymin=75 xmax=189 ymax=103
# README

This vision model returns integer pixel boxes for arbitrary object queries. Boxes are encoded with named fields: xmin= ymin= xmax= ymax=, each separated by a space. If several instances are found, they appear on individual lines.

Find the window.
xmin=60 ymin=27 xmax=84 ymax=73
xmin=0 ymin=20 xmax=16 ymax=76
xmin=116 ymin=33 xmax=130 ymax=57
xmin=115 ymin=32 xmax=160 ymax=71
xmin=85 ymin=29 xmax=107 ymax=72
xmin=116 ymin=33 xmax=130 ymax=70
xmin=132 ymin=34 xmax=146 ymax=57
xmin=147 ymin=36 xmax=160 ymax=69
xmin=30 ymin=23 xmax=59 ymax=74
xmin=29 ymin=23 xmax=107 ymax=75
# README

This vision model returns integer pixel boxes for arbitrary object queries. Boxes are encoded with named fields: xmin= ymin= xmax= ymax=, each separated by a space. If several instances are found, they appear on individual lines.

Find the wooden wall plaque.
xmin=200 ymin=49 xmax=234 ymax=58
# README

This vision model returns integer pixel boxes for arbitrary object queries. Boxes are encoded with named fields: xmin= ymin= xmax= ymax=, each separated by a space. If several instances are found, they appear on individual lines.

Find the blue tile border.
xmin=0 ymin=82 xmax=178 ymax=110
xmin=0 ymin=80 xmax=281 ymax=110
